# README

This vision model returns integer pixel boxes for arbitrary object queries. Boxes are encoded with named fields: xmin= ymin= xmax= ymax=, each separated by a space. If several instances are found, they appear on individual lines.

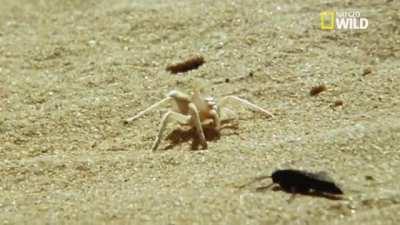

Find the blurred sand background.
xmin=0 ymin=0 xmax=400 ymax=224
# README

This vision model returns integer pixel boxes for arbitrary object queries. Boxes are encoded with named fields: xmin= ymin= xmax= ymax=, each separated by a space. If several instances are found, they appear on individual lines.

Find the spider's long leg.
xmin=125 ymin=97 xmax=171 ymax=123
xmin=188 ymin=103 xmax=207 ymax=149
xmin=219 ymin=96 xmax=273 ymax=118
xmin=152 ymin=111 xmax=190 ymax=151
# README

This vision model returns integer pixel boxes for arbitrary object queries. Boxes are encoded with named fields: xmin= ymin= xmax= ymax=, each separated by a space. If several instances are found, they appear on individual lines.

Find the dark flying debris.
xmin=362 ymin=67 xmax=373 ymax=76
xmin=310 ymin=84 xmax=327 ymax=96
xmin=166 ymin=55 xmax=205 ymax=74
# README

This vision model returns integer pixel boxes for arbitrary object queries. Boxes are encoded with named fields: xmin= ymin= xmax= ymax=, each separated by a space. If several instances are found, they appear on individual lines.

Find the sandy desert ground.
xmin=0 ymin=0 xmax=400 ymax=224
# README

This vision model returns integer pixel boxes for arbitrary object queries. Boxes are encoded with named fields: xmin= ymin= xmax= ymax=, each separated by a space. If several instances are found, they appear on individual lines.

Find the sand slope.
xmin=1 ymin=0 xmax=400 ymax=224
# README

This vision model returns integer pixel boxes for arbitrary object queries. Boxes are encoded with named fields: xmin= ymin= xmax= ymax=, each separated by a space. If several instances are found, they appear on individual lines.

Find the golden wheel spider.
xmin=125 ymin=89 xmax=273 ymax=151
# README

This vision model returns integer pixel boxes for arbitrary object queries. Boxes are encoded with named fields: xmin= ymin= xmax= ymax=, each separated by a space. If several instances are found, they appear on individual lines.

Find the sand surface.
xmin=1 ymin=0 xmax=400 ymax=224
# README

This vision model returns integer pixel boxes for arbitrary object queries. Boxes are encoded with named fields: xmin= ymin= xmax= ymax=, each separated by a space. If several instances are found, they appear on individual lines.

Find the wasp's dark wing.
xmin=304 ymin=171 xmax=343 ymax=194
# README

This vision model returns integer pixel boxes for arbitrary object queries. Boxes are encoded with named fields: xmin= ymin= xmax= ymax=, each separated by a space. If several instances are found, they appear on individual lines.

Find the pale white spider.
xmin=125 ymin=89 xmax=273 ymax=151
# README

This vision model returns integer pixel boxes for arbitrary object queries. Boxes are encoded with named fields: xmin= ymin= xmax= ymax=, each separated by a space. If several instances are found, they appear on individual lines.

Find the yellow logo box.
xmin=320 ymin=11 xmax=335 ymax=30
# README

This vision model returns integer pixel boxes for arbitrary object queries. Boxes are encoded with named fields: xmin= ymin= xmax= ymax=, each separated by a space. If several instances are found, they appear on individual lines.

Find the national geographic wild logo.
xmin=320 ymin=10 xmax=369 ymax=30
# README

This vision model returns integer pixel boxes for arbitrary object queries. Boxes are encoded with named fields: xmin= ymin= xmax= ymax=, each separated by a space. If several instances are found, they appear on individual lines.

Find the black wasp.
xmin=240 ymin=169 xmax=343 ymax=199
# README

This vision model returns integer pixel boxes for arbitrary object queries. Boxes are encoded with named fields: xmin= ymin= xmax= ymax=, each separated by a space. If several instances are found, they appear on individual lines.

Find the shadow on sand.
xmin=163 ymin=121 xmax=239 ymax=150
xmin=255 ymin=185 xmax=344 ymax=201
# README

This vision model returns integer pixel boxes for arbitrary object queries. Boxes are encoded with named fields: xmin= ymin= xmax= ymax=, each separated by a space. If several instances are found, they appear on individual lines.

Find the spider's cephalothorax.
xmin=125 ymin=90 xmax=273 ymax=151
